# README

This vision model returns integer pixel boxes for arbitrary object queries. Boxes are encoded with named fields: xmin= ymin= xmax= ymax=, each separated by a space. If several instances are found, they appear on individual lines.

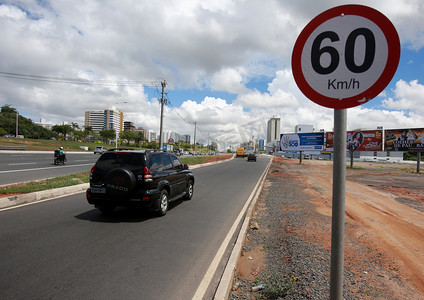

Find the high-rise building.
xmin=147 ymin=130 xmax=158 ymax=142
xmin=124 ymin=121 xmax=135 ymax=131
xmin=84 ymin=109 xmax=123 ymax=135
xmin=259 ymin=139 xmax=265 ymax=150
xmin=267 ymin=115 xmax=281 ymax=143
xmin=182 ymin=134 xmax=191 ymax=143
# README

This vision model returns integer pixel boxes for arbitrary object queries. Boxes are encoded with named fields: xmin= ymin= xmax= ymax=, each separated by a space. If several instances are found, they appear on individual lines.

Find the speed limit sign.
xmin=292 ymin=5 xmax=400 ymax=109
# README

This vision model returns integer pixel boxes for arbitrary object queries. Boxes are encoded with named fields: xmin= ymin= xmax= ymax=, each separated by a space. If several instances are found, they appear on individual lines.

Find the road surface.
xmin=0 ymin=155 xmax=271 ymax=299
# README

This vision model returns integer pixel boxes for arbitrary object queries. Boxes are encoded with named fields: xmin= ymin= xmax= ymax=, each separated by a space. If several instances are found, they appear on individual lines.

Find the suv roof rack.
xmin=106 ymin=148 xmax=167 ymax=153
xmin=108 ymin=148 xmax=144 ymax=152
xmin=145 ymin=149 xmax=166 ymax=153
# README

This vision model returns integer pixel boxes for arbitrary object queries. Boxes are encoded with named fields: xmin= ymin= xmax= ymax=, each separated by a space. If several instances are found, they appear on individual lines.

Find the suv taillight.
xmin=89 ymin=165 xmax=95 ymax=180
xmin=144 ymin=167 xmax=153 ymax=182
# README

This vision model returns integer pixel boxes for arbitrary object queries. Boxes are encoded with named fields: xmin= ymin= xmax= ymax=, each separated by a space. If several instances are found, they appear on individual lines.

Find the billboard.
xmin=325 ymin=130 xmax=383 ymax=152
xmin=385 ymin=128 xmax=424 ymax=151
xmin=280 ymin=133 xmax=324 ymax=151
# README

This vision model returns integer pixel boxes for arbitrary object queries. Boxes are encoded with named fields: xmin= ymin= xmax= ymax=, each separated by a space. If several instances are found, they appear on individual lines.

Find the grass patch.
xmin=359 ymin=286 xmax=386 ymax=297
xmin=180 ymin=156 xmax=210 ymax=165
xmin=346 ymin=165 xmax=365 ymax=170
xmin=0 ymin=171 xmax=90 ymax=196
xmin=256 ymin=272 xmax=296 ymax=299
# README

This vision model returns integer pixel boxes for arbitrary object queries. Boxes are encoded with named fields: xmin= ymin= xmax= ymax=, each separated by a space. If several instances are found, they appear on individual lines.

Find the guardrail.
xmin=0 ymin=145 xmax=27 ymax=150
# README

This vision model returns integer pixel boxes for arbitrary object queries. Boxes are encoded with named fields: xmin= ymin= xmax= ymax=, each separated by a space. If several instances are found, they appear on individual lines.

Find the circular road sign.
xmin=292 ymin=5 xmax=400 ymax=109
xmin=168 ymin=138 xmax=174 ymax=145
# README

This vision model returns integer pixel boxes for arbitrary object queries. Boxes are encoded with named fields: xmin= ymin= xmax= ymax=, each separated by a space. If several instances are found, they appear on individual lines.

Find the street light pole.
xmin=158 ymin=81 xmax=166 ymax=150
xmin=193 ymin=121 xmax=197 ymax=154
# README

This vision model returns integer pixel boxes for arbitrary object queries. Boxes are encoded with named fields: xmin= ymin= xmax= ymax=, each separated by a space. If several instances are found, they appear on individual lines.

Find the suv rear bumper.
xmin=86 ymin=188 xmax=161 ymax=209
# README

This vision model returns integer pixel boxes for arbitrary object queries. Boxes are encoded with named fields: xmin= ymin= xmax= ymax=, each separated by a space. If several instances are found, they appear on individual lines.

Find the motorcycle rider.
xmin=55 ymin=146 xmax=66 ymax=162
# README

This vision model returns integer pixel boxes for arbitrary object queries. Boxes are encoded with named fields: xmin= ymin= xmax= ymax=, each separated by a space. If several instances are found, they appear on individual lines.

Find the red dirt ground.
xmin=237 ymin=157 xmax=424 ymax=299
xmin=284 ymin=158 xmax=424 ymax=298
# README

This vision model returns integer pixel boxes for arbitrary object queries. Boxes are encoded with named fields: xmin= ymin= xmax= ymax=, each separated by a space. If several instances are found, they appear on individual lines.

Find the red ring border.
xmin=291 ymin=4 xmax=401 ymax=109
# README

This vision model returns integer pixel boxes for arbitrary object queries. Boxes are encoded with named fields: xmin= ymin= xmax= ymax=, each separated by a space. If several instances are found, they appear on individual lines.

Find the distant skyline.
xmin=1 ymin=0 xmax=424 ymax=148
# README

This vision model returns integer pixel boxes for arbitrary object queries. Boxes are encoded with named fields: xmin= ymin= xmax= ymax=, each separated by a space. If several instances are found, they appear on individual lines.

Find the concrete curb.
xmin=0 ymin=183 xmax=89 ymax=209
xmin=0 ymin=155 xmax=235 ymax=210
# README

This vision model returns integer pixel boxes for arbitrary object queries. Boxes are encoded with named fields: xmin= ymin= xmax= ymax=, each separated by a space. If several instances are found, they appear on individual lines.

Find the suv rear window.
xmin=95 ymin=152 xmax=145 ymax=170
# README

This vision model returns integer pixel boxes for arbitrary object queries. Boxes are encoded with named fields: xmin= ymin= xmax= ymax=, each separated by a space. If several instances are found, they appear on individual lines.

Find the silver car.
xmin=93 ymin=146 xmax=108 ymax=154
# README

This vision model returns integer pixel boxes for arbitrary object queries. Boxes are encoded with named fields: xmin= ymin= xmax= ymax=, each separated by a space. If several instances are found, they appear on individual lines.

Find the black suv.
xmin=86 ymin=149 xmax=194 ymax=216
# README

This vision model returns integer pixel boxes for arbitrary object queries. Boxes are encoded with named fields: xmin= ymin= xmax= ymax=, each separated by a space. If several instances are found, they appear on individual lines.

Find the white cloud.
xmin=210 ymin=67 xmax=248 ymax=93
xmin=382 ymin=80 xmax=424 ymax=113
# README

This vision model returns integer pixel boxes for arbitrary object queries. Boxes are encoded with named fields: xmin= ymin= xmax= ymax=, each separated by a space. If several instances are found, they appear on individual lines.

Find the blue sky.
xmin=1 ymin=0 xmax=424 ymax=148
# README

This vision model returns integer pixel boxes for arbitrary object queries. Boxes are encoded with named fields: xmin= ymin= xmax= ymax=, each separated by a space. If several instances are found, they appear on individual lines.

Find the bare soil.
xmin=233 ymin=157 xmax=424 ymax=299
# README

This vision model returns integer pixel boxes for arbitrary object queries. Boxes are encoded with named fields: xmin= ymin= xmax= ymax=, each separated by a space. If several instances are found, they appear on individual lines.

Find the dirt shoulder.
xmin=230 ymin=158 xmax=424 ymax=299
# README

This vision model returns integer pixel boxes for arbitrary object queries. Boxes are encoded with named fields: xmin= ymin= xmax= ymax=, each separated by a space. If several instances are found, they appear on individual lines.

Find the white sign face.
xmin=301 ymin=15 xmax=387 ymax=99
xmin=292 ymin=5 xmax=400 ymax=109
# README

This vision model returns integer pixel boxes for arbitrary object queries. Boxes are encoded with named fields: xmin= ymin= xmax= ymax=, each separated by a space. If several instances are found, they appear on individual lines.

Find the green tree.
xmin=145 ymin=141 xmax=158 ymax=149
xmin=0 ymin=105 xmax=54 ymax=139
xmin=135 ymin=131 xmax=145 ymax=147
xmin=99 ymin=129 xmax=116 ymax=144
xmin=120 ymin=130 xmax=138 ymax=146
xmin=71 ymin=122 xmax=79 ymax=130
xmin=83 ymin=126 xmax=92 ymax=140
xmin=73 ymin=130 xmax=84 ymax=141
xmin=52 ymin=124 xmax=73 ymax=139
xmin=0 ymin=105 xmax=18 ymax=134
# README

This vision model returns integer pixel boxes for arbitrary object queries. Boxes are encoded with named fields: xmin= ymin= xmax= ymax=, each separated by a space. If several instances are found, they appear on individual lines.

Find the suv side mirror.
xmin=183 ymin=164 xmax=189 ymax=170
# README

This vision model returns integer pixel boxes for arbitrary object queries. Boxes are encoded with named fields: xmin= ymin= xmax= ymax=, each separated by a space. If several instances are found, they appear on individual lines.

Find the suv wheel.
xmin=156 ymin=190 xmax=169 ymax=216
xmin=183 ymin=180 xmax=194 ymax=200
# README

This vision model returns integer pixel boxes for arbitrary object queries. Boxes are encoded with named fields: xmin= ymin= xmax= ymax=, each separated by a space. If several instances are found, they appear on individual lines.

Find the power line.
xmin=0 ymin=71 xmax=161 ymax=87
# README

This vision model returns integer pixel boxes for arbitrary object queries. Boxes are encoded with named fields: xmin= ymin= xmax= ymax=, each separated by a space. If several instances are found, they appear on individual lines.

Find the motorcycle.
xmin=54 ymin=150 xmax=67 ymax=165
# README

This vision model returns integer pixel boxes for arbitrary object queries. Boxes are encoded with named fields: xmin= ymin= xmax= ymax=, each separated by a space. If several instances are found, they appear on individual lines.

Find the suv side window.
xmin=149 ymin=154 xmax=164 ymax=172
xmin=170 ymin=154 xmax=183 ymax=170
xmin=161 ymin=154 xmax=173 ymax=170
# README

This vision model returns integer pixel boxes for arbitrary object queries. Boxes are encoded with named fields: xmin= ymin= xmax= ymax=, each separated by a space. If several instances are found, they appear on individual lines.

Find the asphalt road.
xmin=0 ymin=155 xmax=271 ymax=299
xmin=0 ymin=151 xmax=100 ymax=185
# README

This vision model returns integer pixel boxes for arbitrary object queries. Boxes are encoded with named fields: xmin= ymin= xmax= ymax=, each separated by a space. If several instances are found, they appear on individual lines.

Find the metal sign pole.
xmin=330 ymin=108 xmax=347 ymax=299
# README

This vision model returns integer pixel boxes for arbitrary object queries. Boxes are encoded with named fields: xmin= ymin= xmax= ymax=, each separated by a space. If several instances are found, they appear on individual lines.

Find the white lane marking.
xmin=8 ymin=163 xmax=37 ymax=166
xmin=192 ymin=158 xmax=272 ymax=300
xmin=0 ymin=163 xmax=94 ymax=174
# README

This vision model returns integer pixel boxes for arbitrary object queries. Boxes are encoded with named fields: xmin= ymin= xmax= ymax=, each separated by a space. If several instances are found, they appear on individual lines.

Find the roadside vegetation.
xmin=0 ymin=105 xmax=222 ymax=153
xmin=0 ymin=172 xmax=90 ymax=196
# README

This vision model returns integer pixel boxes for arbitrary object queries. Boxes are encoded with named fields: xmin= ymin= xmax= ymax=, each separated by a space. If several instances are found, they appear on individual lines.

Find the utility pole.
xmin=193 ymin=121 xmax=197 ymax=154
xmin=158 ymin=80 xmax=166 ymax=150
xmin=16 ymin=112 xmax=18 ymax=137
